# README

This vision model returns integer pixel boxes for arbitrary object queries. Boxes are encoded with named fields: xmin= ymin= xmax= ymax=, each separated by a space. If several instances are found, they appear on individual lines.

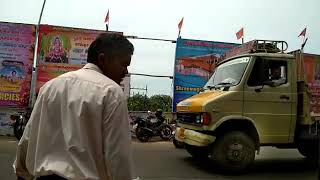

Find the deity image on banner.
xmin=45 ymin=36 xmax=68 ymax=63
xmin=0 ymin=61 xmax=25 ymax=90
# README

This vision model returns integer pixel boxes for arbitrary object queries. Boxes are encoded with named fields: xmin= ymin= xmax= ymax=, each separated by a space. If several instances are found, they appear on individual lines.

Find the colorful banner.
xmin=0 ymin=22 xmax=35 ymax=107
xmin=304 ymin=53 xmax=320 ymax=115
xmin=36 ymin=25 xmax=122 ymax=91
xmin=173 ymin=38 xmax=239 ymax=111
xmin=36 ymin=63 xmax=83 ymax=92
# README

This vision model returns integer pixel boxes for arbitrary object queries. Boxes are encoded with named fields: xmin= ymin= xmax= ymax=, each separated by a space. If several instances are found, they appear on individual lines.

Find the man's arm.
xmin=13 ymin=122 xmax=34 ymax=180
xmin=102 ymin=99 xmax=134 ymax=180
xmin=13 ymin=89 xmax=45 ymax=180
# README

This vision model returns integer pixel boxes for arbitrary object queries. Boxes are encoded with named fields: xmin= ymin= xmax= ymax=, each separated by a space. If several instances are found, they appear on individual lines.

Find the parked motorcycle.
xmin=10 ymin=113 xmax=25 ymax=140
xmin=135 ymin=110 xmax=173 ymax=142
xmin=10 ymin=109 xmax=31 ymax=140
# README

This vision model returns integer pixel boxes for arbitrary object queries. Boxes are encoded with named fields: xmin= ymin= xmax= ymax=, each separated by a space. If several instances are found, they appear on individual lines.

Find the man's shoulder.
xmin=40 ymin=69 xmax=124 ymax=98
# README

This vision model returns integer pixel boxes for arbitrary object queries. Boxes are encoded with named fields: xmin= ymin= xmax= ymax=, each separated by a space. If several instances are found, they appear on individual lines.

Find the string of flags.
xmin=102 ymin=12 xmax=308 ymax=44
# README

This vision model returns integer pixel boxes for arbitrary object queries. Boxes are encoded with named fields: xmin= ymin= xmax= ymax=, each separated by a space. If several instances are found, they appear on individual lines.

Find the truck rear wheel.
xmin=210 ymin=131 xmax=255 ymax=173
xmin=185 ymin=144 xmax=209 ymax=159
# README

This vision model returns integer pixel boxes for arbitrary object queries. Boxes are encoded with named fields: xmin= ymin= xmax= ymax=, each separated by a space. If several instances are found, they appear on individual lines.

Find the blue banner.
xmin=173 ymin=38 xmax=239 ymax=111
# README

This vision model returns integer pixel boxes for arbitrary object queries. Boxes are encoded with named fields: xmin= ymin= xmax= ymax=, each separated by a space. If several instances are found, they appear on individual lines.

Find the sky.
xmin=1 ymin=0 xmax=319 ymax=96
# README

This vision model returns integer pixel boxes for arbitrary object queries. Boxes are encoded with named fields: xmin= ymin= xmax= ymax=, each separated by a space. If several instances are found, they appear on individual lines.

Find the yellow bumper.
xmin=175 ymin=127 xmax=216 ymax=147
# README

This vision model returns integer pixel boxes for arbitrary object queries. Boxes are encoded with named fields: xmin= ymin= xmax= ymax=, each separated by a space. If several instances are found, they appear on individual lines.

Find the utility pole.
xmin=29 ymin=0 xmax=47 ymax=108
xmin=130 ymin=86 xmax=148 ymax=97
xmin=130 ymin=85 xmax=148 ymax=110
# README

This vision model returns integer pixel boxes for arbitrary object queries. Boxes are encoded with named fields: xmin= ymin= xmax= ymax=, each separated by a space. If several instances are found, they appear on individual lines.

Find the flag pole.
xmin=105 ymin=9 xmax=110 ymax=31
xmin=242 ymin=37 xmax=244 ymax=44
xmin=107 ymin=18 xmax=110 ymax=31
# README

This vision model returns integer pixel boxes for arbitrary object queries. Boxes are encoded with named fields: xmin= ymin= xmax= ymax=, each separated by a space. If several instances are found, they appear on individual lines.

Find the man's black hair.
xmin=87 ymin=33 xmax=134 ymax=65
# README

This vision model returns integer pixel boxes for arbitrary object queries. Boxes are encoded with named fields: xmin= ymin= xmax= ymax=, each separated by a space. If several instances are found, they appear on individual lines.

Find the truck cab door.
xmin=244 ymin=57 xmax=293 ymax=144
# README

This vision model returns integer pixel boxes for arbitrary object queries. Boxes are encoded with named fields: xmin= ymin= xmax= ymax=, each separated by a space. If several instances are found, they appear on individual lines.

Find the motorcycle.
xmin=10 ymin=112 xmax=25 ymax=140
xmin=135 ymin=111 xmax=173 ymax=142
xmin=10 ymin=109 xmax=31 ymax=140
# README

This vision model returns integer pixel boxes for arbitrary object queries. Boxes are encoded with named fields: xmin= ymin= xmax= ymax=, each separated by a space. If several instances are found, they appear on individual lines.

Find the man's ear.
xmin=97 ymin=53 xmax=105 ymax=67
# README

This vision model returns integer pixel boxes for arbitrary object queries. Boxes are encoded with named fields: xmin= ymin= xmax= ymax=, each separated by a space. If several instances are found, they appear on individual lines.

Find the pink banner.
xmin=304 ymin=53 xmax=320 ymax=114
xmin=0 ymin=22 xmax=35 ymax=107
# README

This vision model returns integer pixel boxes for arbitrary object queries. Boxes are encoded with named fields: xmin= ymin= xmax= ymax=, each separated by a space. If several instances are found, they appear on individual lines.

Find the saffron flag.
xmin=298 ymin=27 xmax=307 ymax=37
xmin=104 ymin=10 xmax=110 ymax=23
xmin=178 ymin=17 xmax=184 ymax=31
xmin=236 ymin=27 xmax=244 ymax=40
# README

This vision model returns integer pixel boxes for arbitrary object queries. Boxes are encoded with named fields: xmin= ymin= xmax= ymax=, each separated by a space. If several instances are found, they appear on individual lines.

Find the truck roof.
xmin=233 ymin=52 xmax=294 ymax=59
xmin=218 ymin=52 xmax=295 ymax=66
xmin=218 ymin=39 xmax=295 ymax=65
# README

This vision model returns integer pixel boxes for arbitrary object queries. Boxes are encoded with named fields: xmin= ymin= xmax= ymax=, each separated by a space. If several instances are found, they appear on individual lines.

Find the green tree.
xmin=127 ymin=94 xmax=148 ymax=111
xmin=127 ymin=94 xmax=172 ymax=112
xmin=148 ymin=95 xmax=172 ymax=112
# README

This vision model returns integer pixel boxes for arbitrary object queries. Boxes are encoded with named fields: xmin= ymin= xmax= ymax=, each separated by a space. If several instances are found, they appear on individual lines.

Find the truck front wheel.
xmin=210 ymin=131 xmax=256 ymax=173
xmin=185 ymin=144 xmax=209 ymax=159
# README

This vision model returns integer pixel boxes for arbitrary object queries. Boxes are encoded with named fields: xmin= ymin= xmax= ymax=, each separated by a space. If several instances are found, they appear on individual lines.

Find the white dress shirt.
xmin=13 ymin=63 xmax=134 ymax=180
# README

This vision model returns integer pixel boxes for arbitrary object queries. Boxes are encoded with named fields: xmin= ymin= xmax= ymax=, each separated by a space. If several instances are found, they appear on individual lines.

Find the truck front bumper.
xmin=175 ymin=127 xmax=216 ymax=147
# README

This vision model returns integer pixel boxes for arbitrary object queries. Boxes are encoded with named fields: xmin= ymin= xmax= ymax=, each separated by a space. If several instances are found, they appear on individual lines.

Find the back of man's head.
xmin=87 ymin=33 xmax=134 ymax=65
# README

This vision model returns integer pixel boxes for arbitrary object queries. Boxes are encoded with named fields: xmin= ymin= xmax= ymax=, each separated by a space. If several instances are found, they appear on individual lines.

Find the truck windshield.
xmin=205 ymin=56 xmax=250 ymax=88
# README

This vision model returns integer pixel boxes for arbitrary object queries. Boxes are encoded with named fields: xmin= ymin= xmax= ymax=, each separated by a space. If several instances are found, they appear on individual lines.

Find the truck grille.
xmin=177 ymin=113 xmax=202 ymax=124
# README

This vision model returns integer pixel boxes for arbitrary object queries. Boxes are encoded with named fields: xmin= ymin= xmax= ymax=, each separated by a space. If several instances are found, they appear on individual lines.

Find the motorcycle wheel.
xmin=136 ymin=127 xmax=151 ymax=142
xmin=160 ymin=125 xmax=173 ymax=140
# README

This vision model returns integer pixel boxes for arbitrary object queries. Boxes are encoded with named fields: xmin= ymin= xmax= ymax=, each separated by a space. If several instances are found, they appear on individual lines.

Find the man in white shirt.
xmin=14 ymin=33 xmax=135 ymax=180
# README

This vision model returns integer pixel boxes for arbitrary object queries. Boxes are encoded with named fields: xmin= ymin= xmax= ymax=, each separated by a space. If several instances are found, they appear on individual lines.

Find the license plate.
xmin=178 ymin=128 xmax=185 ymax=139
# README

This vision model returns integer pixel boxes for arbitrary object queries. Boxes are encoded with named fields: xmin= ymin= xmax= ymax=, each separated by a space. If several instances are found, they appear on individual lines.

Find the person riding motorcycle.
xmin=147 ymin=109 xmax=165 ymax=128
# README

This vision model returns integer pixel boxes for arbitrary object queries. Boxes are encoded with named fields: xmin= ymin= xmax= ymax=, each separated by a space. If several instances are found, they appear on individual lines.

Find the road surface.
xmin=0 ymin=136 xmax=318 ymax=180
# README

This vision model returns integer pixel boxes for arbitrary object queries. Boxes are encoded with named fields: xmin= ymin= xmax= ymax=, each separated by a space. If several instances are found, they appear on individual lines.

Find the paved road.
xmin=0 ymin=136 xmax=318 ymax=180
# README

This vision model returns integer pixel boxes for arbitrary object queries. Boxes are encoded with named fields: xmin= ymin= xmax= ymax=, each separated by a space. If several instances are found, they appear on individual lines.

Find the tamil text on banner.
xmin=0 ymin=22 xmax=35 ymax=107
xmin=173 ymin=38 xmax=239 ymax=111
xmin=36 ymin=25 xmax=122 ymax=91
xmin=304 ymin=53 xmax=320 ymax=115
xmin=36 ymin=63 xmax=83 ymax=91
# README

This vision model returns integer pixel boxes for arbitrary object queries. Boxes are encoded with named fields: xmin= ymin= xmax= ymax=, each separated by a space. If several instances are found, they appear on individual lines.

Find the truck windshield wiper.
xmin=205 ymin=86 xmax=215 ymax=90
xmin=215 ymin=82 xmax=234 ymax=87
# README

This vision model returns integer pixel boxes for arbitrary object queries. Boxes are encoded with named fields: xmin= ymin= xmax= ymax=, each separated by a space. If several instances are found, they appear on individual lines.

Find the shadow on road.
xmin=182 ymin=156 xmax=318 ymax=177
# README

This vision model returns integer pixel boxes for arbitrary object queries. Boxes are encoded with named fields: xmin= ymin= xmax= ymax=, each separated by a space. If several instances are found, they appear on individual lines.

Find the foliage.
xmin=127 ymin=94 xmax=172 ymax=112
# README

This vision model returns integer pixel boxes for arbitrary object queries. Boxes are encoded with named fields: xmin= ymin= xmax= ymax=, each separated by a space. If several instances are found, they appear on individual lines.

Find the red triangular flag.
xmin=236 ymin=27 xmax=244 ymax=40
xmin=104 ymin=10 xmax=110 ymax=23
xmin=178 ymin=17 xmax=184 ymax=30
xmin=298 ymin=27 xmax=307 ymax=37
